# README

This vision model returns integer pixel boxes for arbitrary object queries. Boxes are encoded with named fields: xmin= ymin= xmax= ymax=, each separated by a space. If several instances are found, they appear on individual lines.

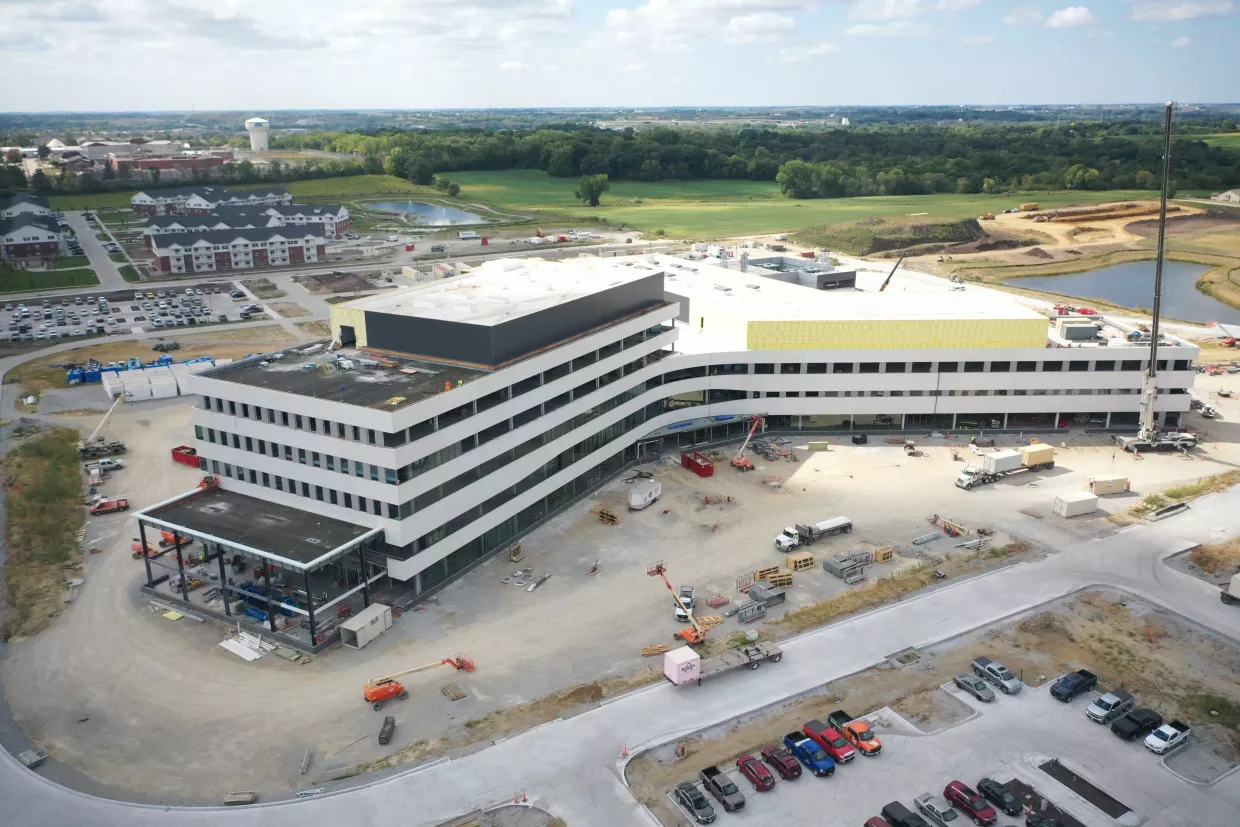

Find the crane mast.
xmin=1139 ymin=101 xmax=1174 ymax=441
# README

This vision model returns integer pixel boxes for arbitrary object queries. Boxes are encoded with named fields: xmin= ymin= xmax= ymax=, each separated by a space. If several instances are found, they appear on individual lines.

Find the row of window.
xmin=200 ymin=426 xmax=398 ymax=482
xmin=206 ymin=459 xmax=398 ymax=519
xmin=741 ymin=359 xmax=1193 ymax=375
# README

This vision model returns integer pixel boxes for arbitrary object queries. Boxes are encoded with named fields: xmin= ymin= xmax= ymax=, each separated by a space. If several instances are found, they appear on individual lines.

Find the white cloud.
xmin=846 ymin=19 xmax=934 ymax=35
xmin=1045 ymin=6 xmax=1095 ymax=26
xmin=959 ymin=34 xmax=996 ymax=43
xmin=500 ymin=61 xmax=530 ymax=71
xmin=723 ymin=11 xmax=797 ymax=42
xmin=1170 ymin=35 xmax=1192 ymax=47
xmin=1129 ymin=1 xmax=1233 ymax=21
xmin=850 ymin=0 xmax=930 ymax=20
xmin=1003 ymin=5 xmax=1043 ymax=25
xmin=939 ymin=0 xmax=986 ymax=9
xmin=779 ymin=41 xmax=838 ymax=61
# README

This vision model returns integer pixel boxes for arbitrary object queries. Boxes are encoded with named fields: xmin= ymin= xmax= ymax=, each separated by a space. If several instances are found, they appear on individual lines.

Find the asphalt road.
xmin=66 ymin=213 xmax=126 ymax=290
xmin=3 ymin=477 xmax=1240 ymax=826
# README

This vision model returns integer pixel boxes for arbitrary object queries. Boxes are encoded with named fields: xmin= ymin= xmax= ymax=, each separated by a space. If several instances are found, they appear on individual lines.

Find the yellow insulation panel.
xmin=330 ymin=304 xmax=369 ymax=348
xmin=745 ymin=318 xmax=1048 ymax=350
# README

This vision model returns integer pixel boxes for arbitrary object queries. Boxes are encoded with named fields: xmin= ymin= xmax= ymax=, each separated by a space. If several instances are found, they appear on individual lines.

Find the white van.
xmin=386 ymin=235 xmax=399 ymax=242
xmin=458 ymin=231 xmax=480 ymax=240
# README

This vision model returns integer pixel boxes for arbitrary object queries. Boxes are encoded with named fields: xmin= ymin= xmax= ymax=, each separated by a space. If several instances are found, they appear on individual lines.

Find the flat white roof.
xmin=653 ymin=254 xmax=1047 ymax=324
xmin=340 ymin=258 xmax=657 ymax=327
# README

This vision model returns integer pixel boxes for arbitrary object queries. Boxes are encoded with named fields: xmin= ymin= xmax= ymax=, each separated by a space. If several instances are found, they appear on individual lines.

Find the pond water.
xmin=364 ymin=201 xmax=485 ymax=226
xmin=1005 ymin=260 xmax=1240 ymax=324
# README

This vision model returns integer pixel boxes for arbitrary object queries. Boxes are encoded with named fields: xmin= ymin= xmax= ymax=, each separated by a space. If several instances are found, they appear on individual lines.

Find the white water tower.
xmin=245 ymin=117 xmax=270 ymax=152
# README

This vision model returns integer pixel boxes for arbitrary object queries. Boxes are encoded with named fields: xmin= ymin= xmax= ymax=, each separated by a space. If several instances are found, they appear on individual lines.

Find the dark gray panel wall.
xmin=364 ymin=312 xmax=494 ymax=364
xmin=665 ymin=290 xmax=690 ymax=324
xmin=363 ymin=273 xmax=665 ymax=367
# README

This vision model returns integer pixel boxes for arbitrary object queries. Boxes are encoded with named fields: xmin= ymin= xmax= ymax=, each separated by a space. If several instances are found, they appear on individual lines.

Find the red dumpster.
xmin=405 ymin=244 xmax=415 ymax=251
xmin=171 ymin=445 xmax=200 ymax=467
xmin=680 ymin=451 xmax=715 ymax=478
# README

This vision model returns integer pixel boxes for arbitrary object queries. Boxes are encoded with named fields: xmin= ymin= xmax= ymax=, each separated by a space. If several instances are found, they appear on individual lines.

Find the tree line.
xmin=273 ymin=122 xmax=1240 ymax=196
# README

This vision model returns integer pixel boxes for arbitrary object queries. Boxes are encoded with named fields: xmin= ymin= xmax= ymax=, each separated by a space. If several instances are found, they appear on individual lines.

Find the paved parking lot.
xmin=2 ymin=283 xmax=245 ymax=343
xmin=660 ymin=681 xmax=1236 ymax=826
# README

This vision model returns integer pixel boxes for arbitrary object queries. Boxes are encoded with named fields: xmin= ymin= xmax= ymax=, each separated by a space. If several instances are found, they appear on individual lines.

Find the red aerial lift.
xmin=647 ymin=562 xmax=707 ymax=645
xmin=731 ymin=416 xmax=766 ymax=472
xmin=363 ymin=654 xmax=476 ymax=710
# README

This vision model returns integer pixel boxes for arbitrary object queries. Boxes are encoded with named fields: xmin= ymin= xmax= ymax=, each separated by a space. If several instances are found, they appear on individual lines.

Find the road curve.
xmin=4 ymin=482 xmax=1240 ymax=826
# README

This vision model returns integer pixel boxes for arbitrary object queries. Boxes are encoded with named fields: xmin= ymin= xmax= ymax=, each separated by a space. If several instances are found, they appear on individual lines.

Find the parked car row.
xmin=873 ymin=777 xmax=1030 ymax=827
xmin=674 ymin=710 xmax=884 ymax=823
xmin=1050 ymin=668 xmax=1192 ymax=755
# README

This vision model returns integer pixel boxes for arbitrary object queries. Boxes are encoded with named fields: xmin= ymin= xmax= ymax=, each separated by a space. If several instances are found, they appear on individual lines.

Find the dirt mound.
xmin=1129 ymin=210 xmax=1240 ymax=238
xmin=560 ymin=683 xmax=604 ymax=706
xmin=1024 ymin=247 xmax=1054 ymax=259
xmin=794 ymin=217 xmax=985 ymax=256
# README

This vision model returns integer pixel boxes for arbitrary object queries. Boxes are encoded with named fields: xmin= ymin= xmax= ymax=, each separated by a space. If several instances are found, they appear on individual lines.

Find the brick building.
xmin=0 ymin=214 xmax=64 ymax=261
xmin=150 ymin=227 xmax=327 ymax=274
xmin=131 ymin=186 xmax=292 ymax=217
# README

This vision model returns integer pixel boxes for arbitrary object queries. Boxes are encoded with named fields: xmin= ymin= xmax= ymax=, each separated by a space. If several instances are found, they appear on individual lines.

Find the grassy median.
xmin=3 ymin=428 xmax=83 ymax=639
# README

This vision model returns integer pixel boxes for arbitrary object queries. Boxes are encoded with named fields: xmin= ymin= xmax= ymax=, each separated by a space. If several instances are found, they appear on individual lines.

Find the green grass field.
xmin=1200 ymin=133 xmax=1240 ymax=152
xmin=54 ymin=256 xmax=89 ymax=269
xmin=0 ymin=268 xmax=98 ymax=293
xmin=118 ymin=264 xmax=140 ymax=282
xmin=451 ymin=170 xmax=1158 ymax=239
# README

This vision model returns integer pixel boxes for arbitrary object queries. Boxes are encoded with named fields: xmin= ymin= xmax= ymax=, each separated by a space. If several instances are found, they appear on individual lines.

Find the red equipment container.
xmin=171 ymin=446 xmax=200 ymax=467
xmin=405 ymin=244 xmax=415 ymax=251
xmin=681 ymin=451 xmax=715 ymax=478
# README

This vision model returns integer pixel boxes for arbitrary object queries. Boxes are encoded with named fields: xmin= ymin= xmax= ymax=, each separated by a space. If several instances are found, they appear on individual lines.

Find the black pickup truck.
xmin=1050 ymin=669 xmax=1098 ymax=702
xmin=1111 ymin=708 xmax=1163 ymax=741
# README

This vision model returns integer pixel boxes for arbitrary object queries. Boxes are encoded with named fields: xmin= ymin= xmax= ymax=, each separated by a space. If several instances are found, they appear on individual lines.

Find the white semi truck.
xmin=955 ymin=444 xmax=1055 ymax=490
xmin=774 ymin=517 xmax=852 ymax=551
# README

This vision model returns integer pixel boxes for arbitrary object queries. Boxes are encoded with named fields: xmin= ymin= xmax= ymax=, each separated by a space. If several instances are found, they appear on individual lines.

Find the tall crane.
xmin=1139 ymin=101 xmax=1175 ymax=441
xmin=647 ymin=562 xmax=707 ymax=644
xmin=731 ymin=415 xmax=767 ymax=472
xmin=362 ymin=654 xmax=476 ymax=709
xmin=878 ymin=255 xmax=905 ymax=293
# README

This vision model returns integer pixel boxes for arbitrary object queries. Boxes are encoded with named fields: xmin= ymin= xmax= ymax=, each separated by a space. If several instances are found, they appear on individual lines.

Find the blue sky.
xmin=0 ymin=0 xmax=1236 ymax=111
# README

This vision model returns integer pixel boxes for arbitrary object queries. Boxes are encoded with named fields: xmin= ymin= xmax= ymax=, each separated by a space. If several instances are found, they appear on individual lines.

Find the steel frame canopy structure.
xmin=136 ymin=480 xmax=383 ymax=650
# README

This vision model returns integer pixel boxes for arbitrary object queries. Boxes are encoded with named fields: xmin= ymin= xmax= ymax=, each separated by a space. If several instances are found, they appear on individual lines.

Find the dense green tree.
xmin=447 ymin=182 xmax=460 ymax=197
xmin=574 ymin=173 xmax=610 ymax=207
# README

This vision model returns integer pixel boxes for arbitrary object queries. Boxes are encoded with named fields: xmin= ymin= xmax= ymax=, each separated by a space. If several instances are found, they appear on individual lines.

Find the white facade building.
xmin=179 ymin=256 xmax=1197 ymax=599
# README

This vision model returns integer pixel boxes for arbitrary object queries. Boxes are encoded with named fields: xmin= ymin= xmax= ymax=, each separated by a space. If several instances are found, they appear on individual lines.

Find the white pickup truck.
xmin=84 ymin=458 xmax=124 ymax=472
xmin=1145 ymin=720 xmax=1190 ymax=754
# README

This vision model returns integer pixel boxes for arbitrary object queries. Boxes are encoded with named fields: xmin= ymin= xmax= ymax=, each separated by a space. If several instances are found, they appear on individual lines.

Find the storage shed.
xmin=340 ymin=602 xmax=392 ymax=649
xmin=1088 ymin=474 xmax=1130 ymax=496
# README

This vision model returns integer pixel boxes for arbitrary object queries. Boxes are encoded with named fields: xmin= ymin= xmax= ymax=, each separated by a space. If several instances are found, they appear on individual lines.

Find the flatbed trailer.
xmin=665 ymin=642 xmax=784 ymax=686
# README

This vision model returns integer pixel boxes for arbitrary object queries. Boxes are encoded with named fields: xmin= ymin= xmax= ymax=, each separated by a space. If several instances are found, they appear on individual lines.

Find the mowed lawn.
xmin=48 ymin=174 xmax=431 ymax=212
xmin=1200 ymin=133 xmax=1240 ymax=152
xmin=451 ymin=170 xmax=1157 ymax=238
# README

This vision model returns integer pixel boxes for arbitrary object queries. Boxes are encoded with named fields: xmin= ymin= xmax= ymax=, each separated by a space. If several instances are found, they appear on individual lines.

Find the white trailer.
xmin=775 ymin=516 xmax=852 ymax=551
xmin=628 ymin=480 xmax=662 ymax=511
xmin=663 ymin=643 xmax=783 ymax=686
xmin=340 ymin=603 xmax=392 ymax=650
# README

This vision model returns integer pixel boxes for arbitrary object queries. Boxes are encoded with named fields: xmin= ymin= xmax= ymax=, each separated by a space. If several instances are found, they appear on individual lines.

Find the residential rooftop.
xmin=201 ymin=341 xmax=486 ymax=411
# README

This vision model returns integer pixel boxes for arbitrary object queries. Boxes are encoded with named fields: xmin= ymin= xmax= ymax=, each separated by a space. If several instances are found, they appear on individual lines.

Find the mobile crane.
xmin=877 ymin=255 xmax=905 ymax=293
xmin=1113 ymin=103 xmax=1197 ymax=456
xmin=362 ymin=654 xmax=476 ymax=710
xmin=730 ymin=415 xmax=767 ymax=471
xmin=79 ymin=391 xmax=130 ymax=459
xmin=648 ymin=562 xmax=708 ymax=644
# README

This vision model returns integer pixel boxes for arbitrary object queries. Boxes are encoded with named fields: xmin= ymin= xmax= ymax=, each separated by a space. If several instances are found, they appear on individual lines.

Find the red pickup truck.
xmin=735 ymin=754 xmax=775 ymax=791
xmin=802 ymin=719 xmax=857 ymax=763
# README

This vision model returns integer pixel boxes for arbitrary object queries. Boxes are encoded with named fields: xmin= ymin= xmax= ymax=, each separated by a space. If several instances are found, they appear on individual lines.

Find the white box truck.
xmin=628 ymin=480 xmax=662 ymax=511
xmin=1054 ymin=491 xmax=1098 ymax=517
xmin=458 ymin=231 xmax=480 ymax=240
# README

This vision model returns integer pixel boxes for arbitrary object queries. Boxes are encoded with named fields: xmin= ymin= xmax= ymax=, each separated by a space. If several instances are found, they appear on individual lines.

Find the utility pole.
xmin=1138 ymin=101 xmax=1174 ymax=440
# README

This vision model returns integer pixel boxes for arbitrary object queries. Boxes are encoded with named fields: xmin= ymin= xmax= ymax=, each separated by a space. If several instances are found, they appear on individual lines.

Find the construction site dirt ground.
xmin=627 ymin=588 xmax=1240 ymax=827
xmin=6 ymin=385 xmax=1240 ymax=802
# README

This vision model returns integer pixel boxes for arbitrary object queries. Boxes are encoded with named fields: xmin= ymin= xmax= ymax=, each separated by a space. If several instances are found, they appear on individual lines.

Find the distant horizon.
xmin=1 ymin=1 xmax=1236 ymax=111
xmin=3 ymin=102 xmax=1238 ymax=118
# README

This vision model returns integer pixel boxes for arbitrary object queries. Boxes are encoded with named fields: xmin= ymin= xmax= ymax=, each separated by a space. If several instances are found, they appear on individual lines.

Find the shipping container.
xmin=980 ymin=450 xmax=1023 ymax=475
xmin=1054 ymin=492 xmax=1098 ymax=517
xmin=1017 ymin=443 xmax=1056 ymax=468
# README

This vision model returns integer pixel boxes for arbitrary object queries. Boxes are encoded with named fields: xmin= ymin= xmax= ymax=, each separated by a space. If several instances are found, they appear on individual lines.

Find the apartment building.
xmin=149 ymin=226 xmax=326 ymax=273
xmin=164 ymin=255 xmax=1197 ymax=608
xmin=142 ymin=204 xmax=350 ymax=248
xmin=0 ymin=193 xmax=52 ymax=219
xmin=131 ymin=186 xmax=292 ymax=216
xmin=0 ymin=213 xmax=64 ymax=261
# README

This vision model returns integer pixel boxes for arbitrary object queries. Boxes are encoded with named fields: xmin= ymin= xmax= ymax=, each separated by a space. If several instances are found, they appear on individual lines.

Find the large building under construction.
xmin=151 ymin=255 xmax=1198 ymax=615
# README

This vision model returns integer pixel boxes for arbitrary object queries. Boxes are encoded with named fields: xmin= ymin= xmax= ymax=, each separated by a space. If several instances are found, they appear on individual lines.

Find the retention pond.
xmin=363 ymin=201 xmax=486 ymax=226
xmin=1004 ymin=260 xmax=1240 ymax=324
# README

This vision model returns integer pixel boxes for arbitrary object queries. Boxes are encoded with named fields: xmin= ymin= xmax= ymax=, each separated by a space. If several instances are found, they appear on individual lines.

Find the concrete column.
xmin=138 ymin=521 xmax=153 ymax=587
xmin=1105 ymin=412 xmax=1112 ymax=429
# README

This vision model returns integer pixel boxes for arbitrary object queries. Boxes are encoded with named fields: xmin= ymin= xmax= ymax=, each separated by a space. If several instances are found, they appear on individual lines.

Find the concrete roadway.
xmin=4 ymin=478 xmax=1240 ymax=825
xmin=66 ymin=212 xmax=127 ymax=290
